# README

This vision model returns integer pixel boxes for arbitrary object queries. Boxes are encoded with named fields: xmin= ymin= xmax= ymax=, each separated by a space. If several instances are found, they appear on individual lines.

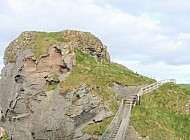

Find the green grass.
xmin=5 ymin=31 xmax=69 ymax=63
xmin=131 ymin=83 xmax=190 ymax=140
xmin=60 ymin=49 xmax=155 ymax=98
xmin=46 ymin=83 xmax=58 ymax=91
xmin=1 ymin=131 xmax=9 ymax=140
xmin=59 ymin=50 xmax=154 ymax=135
xmin=51 ymin=71 xmax=59 ymax=81
xmin=4 ymin=30 xmax=99 ymax=63
xmin=4 ymin=30 xmax=155 ymax=136
xmin=83 ymin=116 xmax=114 ymax=135
xmin=109 ymin=100 xmax=119 ymax=114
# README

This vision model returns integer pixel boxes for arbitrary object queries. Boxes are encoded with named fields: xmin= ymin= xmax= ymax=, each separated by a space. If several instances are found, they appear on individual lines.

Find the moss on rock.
xmin=4 ymin=30 xmax=110 ymax=64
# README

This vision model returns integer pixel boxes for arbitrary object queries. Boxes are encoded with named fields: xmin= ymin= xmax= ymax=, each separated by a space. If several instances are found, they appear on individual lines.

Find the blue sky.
xmin=0 ymin=0 xmax=190 ymax=83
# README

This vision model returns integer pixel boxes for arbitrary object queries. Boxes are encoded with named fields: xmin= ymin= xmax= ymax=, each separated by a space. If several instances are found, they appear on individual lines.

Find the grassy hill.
xmin=3 ymin=30 xmax=189 ymax=138
xmin=131 ymin=83 xmax=190 ymax=140
xmin=60 ymin=49 xmax=155 ymax=134
xmin=60 ymin=49 xmax=155 ymax=96
xmin=3 ymin=30 xmax=155 ymax=135
xmin=4 ymin=31 xmax=70 ymax=63
xmin=65 ymin=50 xmax=190 ymax=138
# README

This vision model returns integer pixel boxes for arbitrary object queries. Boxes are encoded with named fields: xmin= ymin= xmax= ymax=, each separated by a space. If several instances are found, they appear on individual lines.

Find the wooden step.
xmin=111 ymin=120 xmax=122 ymax=140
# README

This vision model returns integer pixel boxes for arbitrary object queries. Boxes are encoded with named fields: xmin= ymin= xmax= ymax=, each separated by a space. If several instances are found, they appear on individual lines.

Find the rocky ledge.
xmin=0 ymin=30 xmax=112 ymax=140
xmin=0 ymin=29 xmax=157 ymax=140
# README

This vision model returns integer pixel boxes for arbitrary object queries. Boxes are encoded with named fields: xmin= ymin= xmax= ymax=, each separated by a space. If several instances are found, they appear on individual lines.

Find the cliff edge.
xmin=0 ymin=30 xmax=153 ymax=140
xmin=0 ymin=30 xmax=111 ymax=140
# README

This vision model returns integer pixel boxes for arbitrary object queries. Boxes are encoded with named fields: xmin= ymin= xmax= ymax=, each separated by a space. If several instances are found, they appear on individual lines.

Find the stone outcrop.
xmin=61 ymin=30 xmax=110 ymax=62
xmin=0 ymin=30 xmax=112 ymax=140
xmin=4 ymin=30 xmax=110 ymax=64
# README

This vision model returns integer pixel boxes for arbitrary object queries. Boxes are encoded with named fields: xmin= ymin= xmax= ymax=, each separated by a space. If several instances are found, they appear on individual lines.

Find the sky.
xmin=0 ymin=0 xmax=190 ymax=83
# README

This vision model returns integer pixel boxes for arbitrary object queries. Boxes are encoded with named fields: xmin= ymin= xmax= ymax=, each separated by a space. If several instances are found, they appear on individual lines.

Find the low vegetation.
xmin=60 ymin=49 xmax=155 ymax=97
xmin=51 ymin=71 xmax=59 ymax=81
xmin=1 ymin=131 xmax=9 ymax=140
xmin=60 ymin=49 xmax=155 ymax=135
xmin=83 ymin=116 xmax=114 ymax=135
xmin=4 ymin=31 xmax=188 ymax=138
xmin=131 ymin=83 xmax=190 ymax=140
xmin=5 ymin=31 xmax=69 ymax=63
xmin=46 ymin=83 xmax=58 ymax=91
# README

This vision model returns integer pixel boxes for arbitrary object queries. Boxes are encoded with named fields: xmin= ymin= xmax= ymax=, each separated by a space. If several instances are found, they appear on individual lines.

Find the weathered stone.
xmin=0 ymin=30 xmax=112 ymax=140
xmin=93 ymin=107 xmax=113 ymax=123
xmin=67 ymin=106 xmax=83 ymax=118
xmin=11 ymin=121 xmax=33 ymax=140
xmin=74 ymin=108 xmax=99 ymax=127
xmin=13 ymin=100 xmax=28 ymax=114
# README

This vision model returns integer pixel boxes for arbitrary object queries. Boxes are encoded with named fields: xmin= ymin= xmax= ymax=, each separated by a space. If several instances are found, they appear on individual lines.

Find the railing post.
xmin=100 ymin=99 xmax=124 ymax=140
xmin=101 ymin=79 xmax=176 ymax=140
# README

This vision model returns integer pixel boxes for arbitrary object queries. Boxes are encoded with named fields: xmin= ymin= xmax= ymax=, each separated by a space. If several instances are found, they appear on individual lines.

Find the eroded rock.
xmin=0 ymin=30 xmax=112 ymax=140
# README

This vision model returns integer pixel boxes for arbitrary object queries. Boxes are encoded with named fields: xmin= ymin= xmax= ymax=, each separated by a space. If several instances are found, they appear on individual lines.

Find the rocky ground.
xmin=0 ymin=30 xmax=153 ymax=140
xmin=0 ymin=30 xmax=111 ymax=140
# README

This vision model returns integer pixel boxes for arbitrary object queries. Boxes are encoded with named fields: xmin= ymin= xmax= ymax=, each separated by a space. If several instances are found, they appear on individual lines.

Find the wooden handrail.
xmin=100 ymin=100 xmax=124 ymax=140
xmin=101 ymin=79 xmax=176 ymax=140
xmin=138 ymin=79 xmax=176 ymax=96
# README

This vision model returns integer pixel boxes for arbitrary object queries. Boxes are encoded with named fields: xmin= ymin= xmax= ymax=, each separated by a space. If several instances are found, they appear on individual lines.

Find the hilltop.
xmin=0 ymin=30 xmax=153 ymax=140
xmin=0 ymin=30 xmax=189 ymax=140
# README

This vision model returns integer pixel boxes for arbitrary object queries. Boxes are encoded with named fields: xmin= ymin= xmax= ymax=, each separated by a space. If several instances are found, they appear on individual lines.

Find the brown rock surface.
xmin=0 ymin=30 xmax=111 ymax=140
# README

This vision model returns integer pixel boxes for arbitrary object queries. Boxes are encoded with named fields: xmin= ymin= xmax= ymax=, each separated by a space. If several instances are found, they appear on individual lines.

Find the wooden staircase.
xmin=100 ymin=79 xmax=176 ymax=140
xmin=111 ymin=120 xmax=122 ymax=140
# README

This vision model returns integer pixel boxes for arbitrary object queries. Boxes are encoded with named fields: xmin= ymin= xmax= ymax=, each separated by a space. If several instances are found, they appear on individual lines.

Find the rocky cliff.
xmin=0 ymin=30 xmax=154 ymax=140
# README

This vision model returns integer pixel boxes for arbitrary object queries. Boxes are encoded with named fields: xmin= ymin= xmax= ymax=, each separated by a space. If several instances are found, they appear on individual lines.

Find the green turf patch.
xmin=60 ymin=50 xmax=155 ymax=135
xmin=60 ymin=49 xmax=155 ymax=100
xmin=5 ymin=31 xmax=69 ymax=63
xmin=131 ymin=84 xmax=190 ymax=140
xmin=83 ymin=116 xmax=114 ymax=135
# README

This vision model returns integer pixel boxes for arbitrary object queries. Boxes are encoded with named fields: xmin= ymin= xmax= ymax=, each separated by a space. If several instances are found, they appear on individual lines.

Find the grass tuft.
xmin=83 ymin=116 xmax=114 ymax=135
xmin=4 ymin=31 xmax=69 ymax=63
xmin=59 ymin=50 xmax=155 ymax=135
xmin=1 ymin=131 xmax=10 ymax=140
xmin=131 ymin=83 xmax=190 ymax=140
xmin=46 ymin=83 xmax=58 ymax=91
xmin=60 ymin=49 xmax=155 ymax=99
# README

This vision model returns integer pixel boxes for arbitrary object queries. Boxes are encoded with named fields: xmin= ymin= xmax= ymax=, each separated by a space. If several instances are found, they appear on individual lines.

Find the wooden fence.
xmin=101 ymin=79 xmax=176 ymax=140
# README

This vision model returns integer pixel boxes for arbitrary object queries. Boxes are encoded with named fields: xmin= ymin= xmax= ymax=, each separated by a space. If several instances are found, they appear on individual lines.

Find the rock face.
xmin=4 ymin=30 xmax=110 ymax=64
xmin=0 ymin=30 xmax=112 ymax=140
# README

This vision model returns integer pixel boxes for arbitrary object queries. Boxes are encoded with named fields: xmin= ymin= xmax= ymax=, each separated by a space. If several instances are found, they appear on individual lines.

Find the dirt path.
xmin=125 ymin=125 xmax=149 ymax=140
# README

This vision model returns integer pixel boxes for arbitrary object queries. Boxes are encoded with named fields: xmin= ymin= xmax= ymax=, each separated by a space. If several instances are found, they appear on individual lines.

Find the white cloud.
xmin=8 ymin=0 xmax=26 ymax=12
xmin=0 ymin=0 xmax=190 ymax=83
xmin=114 ymin=59 xmax=190 ymax=84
